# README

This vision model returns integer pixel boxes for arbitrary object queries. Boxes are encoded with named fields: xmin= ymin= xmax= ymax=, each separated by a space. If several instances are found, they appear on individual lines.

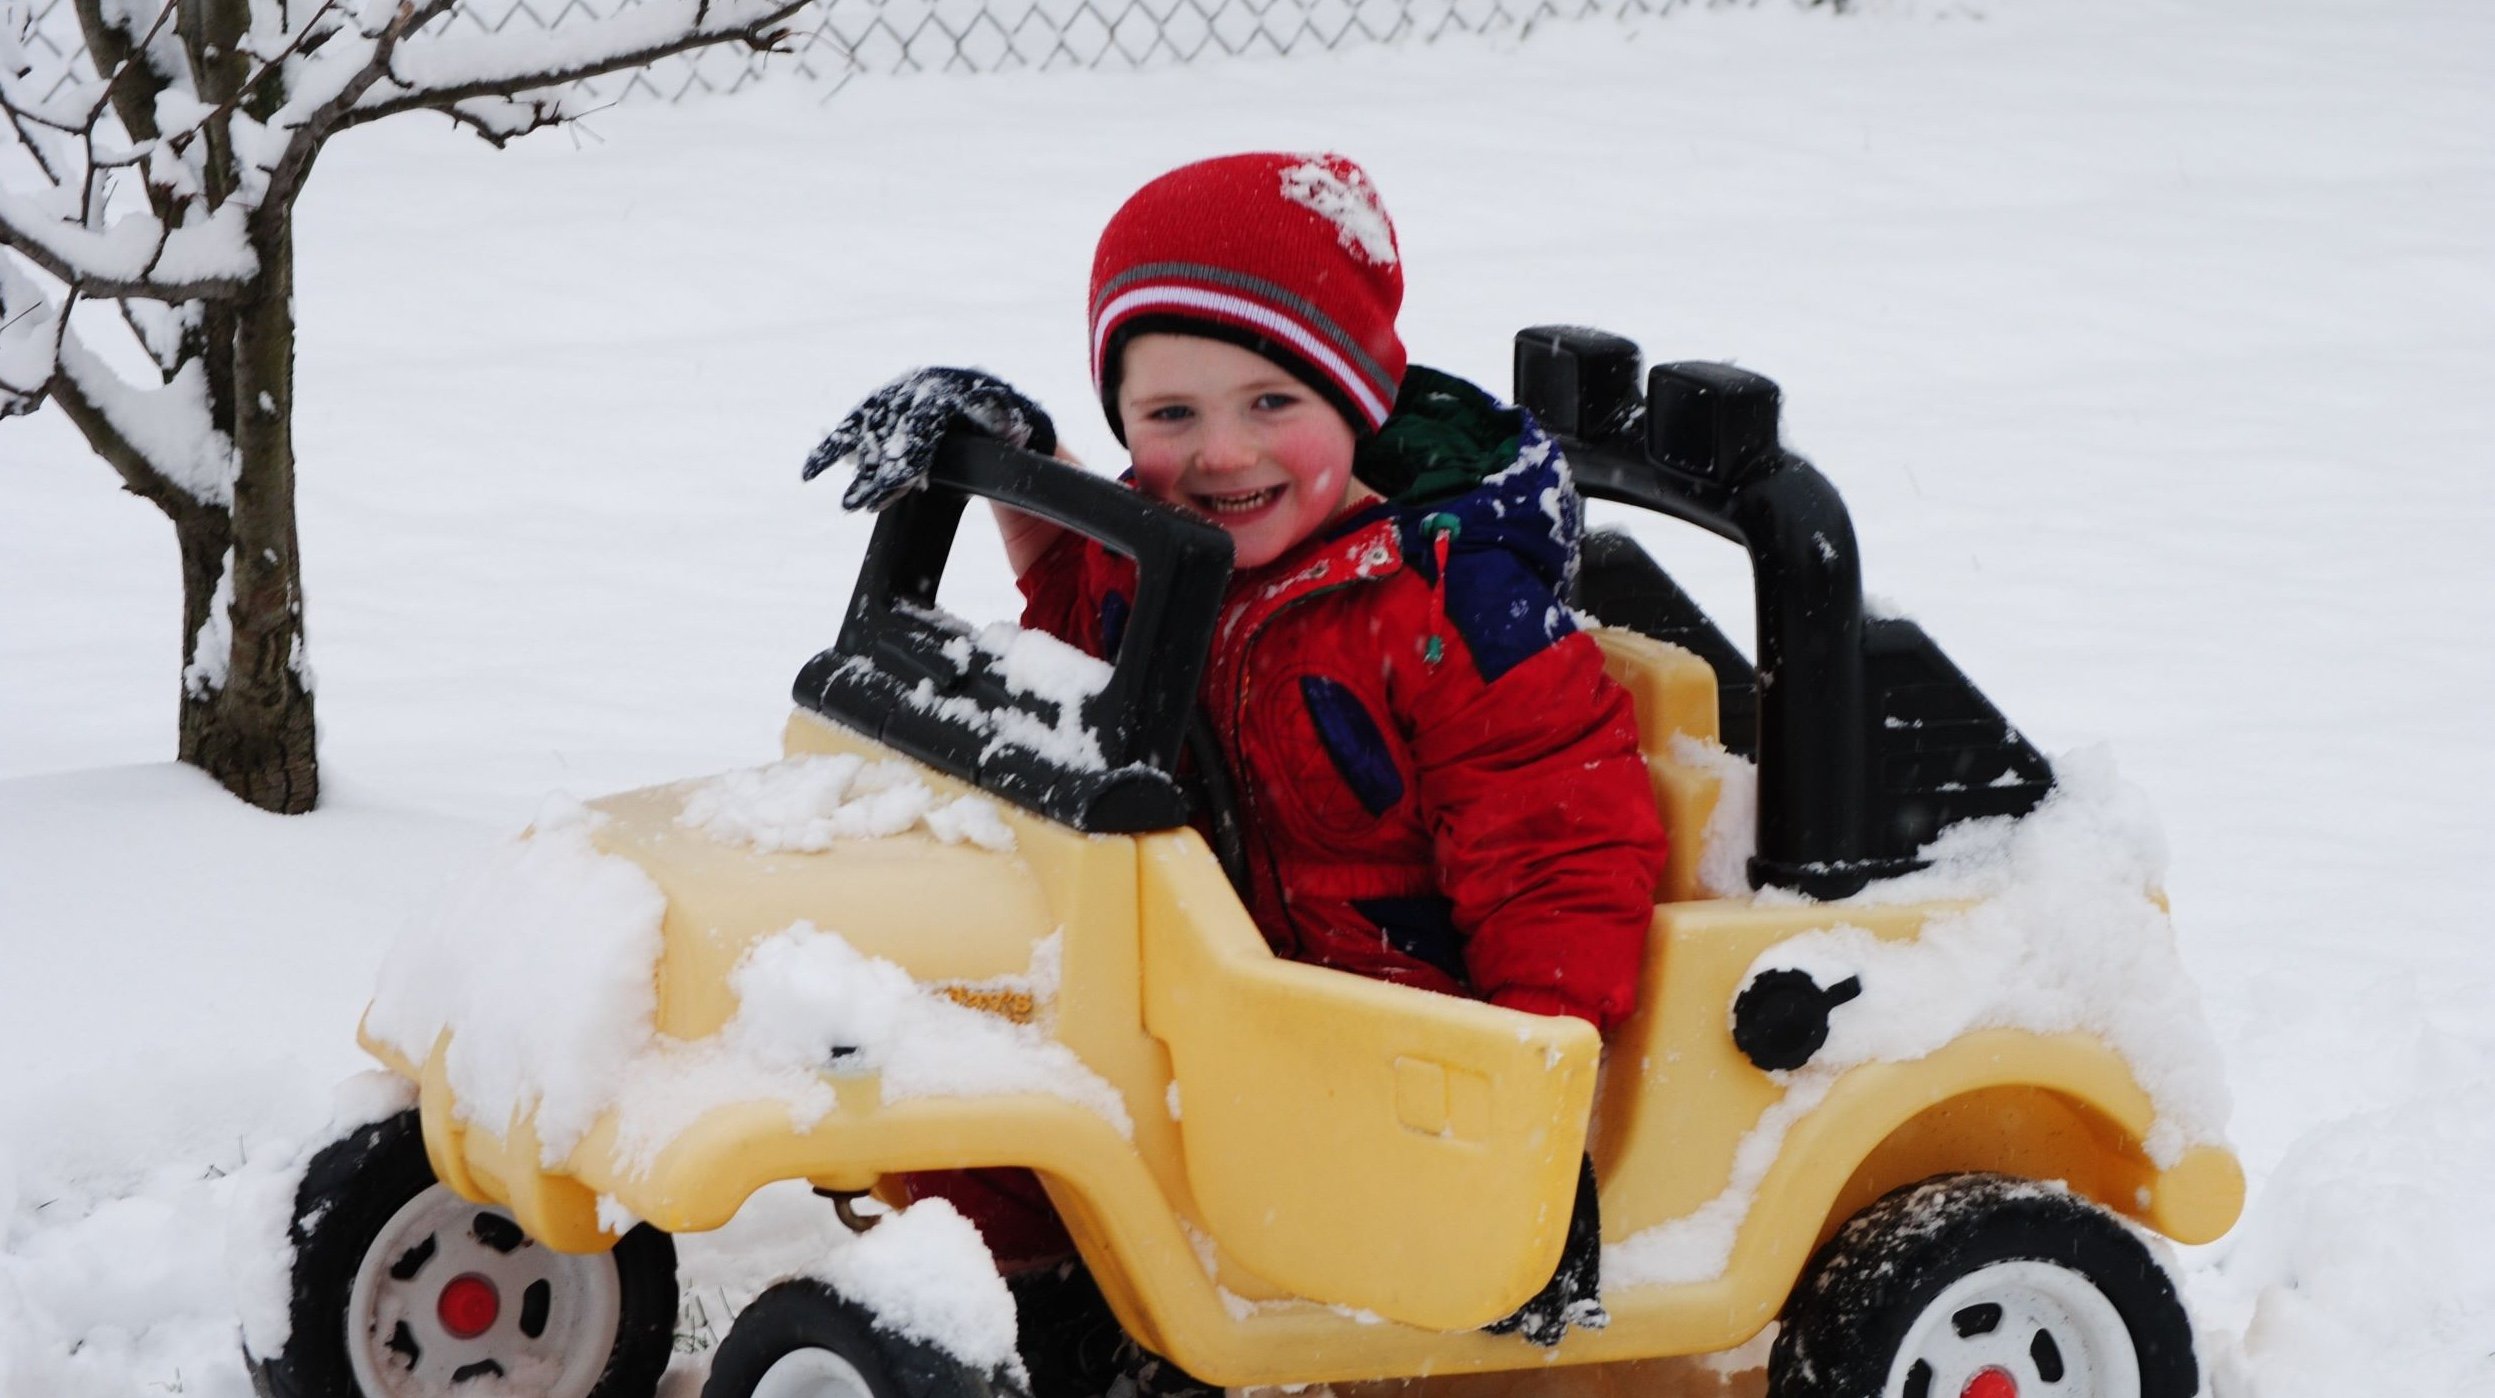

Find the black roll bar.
xmin=1518 ymin=327 xmax=1924 ymax=896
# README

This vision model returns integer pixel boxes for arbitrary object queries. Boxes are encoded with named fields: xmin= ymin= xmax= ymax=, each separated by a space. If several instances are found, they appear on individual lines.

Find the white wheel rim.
xmin=1886 ymin=1259 xmax=2141 ymax=1398
xmin=750 ymin=1347 xmax=879 ymax=1398
xmin=344 ymin=1183 xmax=624 ymax=1397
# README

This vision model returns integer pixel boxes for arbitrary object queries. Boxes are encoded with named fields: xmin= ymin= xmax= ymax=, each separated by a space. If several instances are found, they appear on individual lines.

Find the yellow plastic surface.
xmin=1586 ymin=629 xmax=1731 ymax=904
xmin=1138 ymin=833 xmax=1600 ymax=1331
xmin=1644 ymin=757 xmax=1726 ymax=905
xmin=1586 ymin=629 xmax=1719 ymax=751
xmin=589 ymin=755 xmax=1057 ymax=1041
xmin=360 ymin=704 xmax=2244 ymax=1389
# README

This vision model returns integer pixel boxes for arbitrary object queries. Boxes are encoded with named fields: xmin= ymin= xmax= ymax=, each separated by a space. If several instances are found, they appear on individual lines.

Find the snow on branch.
xmin=1 ymin=258 xmax=232 ymax=501
xmin=59 ymin=334 xmax=233 ymax=505
xmin=0 ymin=257 xmax=55 ymax=416
xmin=5 ymin=0 xmax=809 ymax=503
xmin=437 ymin=92 xmax=565 ymax=147
xmin=0 ymin=0 xmax=263 ymax=299
xmin=7 ymin=0 xmax=810 ymax=307
xmin=337 ymin=0 xmax=806 ymax=127
xmin=0 ymin=184 xmax=258 ymax=297
xmin=116 ymin=296 xmax=193 ymax=377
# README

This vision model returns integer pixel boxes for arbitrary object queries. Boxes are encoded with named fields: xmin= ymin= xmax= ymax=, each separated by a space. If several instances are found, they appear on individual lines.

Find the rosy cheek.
xmin=1129 ymin=456 xmax=1185 ymax=505
xmin=1284 ymin=423 xmax=1351 ymax=501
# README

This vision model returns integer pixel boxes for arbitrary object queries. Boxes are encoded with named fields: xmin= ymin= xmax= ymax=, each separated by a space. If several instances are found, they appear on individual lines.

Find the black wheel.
xmin=247 ymin=1108 xmax=678 ymax=1398
xmin=1770 ymin=1173 xmax=2197 ymax=1398
xmin=702 ymin=1278 xmax=1012 ymax=1398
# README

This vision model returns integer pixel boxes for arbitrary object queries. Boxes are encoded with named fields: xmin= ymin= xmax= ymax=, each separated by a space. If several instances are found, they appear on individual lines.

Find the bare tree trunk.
xmin=183 ymin=226 xmax=318 ymax=813
xmin=147 ymin=0 xmax=320 ymax=813
xmin=25 ymin=0 xmax=808 ymax=817
xmin=172 ymin=498 xmax=234 ymax=761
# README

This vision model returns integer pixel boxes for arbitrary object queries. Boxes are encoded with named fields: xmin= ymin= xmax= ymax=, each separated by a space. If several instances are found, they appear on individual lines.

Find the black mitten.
xmin=803 ymin=367 xmax=1058 ymax=512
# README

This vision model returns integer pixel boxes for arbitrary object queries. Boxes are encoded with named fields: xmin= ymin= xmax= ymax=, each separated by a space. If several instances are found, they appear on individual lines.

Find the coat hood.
xmin=1352 ymin=366 xmax=1584 ymax=681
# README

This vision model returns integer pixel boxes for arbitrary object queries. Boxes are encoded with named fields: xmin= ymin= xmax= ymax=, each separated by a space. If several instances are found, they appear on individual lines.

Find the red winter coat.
xmin=1019 ymin=369 xmax=1667 ymax=1030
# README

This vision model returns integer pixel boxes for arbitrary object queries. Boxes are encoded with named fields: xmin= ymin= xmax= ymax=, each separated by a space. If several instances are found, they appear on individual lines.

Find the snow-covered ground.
xmin=4 ymin=0 xmax=2491 ymax=1393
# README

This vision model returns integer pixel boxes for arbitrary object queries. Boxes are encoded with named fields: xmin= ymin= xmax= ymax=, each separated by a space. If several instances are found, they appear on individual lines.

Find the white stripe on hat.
xmin=1092 ymin=282 xmax=1392 ymax=428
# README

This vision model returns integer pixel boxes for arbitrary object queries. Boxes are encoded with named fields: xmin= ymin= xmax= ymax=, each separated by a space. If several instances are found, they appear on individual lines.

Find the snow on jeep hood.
xmin=364 ymin=796 xmax=668 ymax=1165
xmin=611 ymin=924 xmax=1128 ymax=1174
xmin=1607 ymin=747 xmax=2232 ymax=1288
xmin=364 ymin=793 xmax=1122 ymax=1172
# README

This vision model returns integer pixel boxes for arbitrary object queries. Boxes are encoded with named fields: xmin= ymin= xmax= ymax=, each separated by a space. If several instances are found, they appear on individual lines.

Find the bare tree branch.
xmin=49 ymin=323 xmax=230 ymax=509
xmin=48 ymin=361 xmax=231 ymax=521
xmin=0 ymin=251 xmax=227 ymax=503
xmin=253 ymin=0 xmax=452 ymax=217
xmin=435 ymin=92 xmax=560 ymax=146
xmin=78 ymin=123 xmax=103 ymax=218
xmin=2 ymin=102 xmax=66 ymax=184
xmin=7 ymin=0 xmax=831 ymax=816
xmin=32 ymin=314 xmax=178 ymax=507
xmin=0 ymin=203 xmax=252 ymax=298
xmin=117 ymin=295 xmax=187 ymax=378
xmin=71 ymin=0 xmax=180 ymax=142
xmin=0 ymin=274 xmax=53 ymax=415
xmin=0 ymin=72 xmax=101 ymax=138
xmin=335 ymin=0 xmax=803 ymax=131
xmin=161 ymin=0 xmax=337 ymax=158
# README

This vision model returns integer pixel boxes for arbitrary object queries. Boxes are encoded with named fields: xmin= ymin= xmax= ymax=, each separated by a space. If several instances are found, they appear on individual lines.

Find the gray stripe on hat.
xmin=1094 ymin=260 xmax=1395 ymax=398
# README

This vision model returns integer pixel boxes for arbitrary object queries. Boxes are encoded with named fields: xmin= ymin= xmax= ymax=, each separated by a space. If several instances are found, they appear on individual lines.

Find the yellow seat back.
xmin=1586 ymin=628 xmax=1745 ymax=904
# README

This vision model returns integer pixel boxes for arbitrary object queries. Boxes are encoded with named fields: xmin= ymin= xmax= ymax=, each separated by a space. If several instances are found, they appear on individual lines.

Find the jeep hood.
xmin=585 ymin=777 xmax=1058 ymax=1042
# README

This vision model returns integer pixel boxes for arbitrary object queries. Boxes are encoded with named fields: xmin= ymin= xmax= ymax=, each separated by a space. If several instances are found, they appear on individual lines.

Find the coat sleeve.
xmin=1404 ymin=628 xmax=1668 ymax=1033
xmin=1015 ymin=531 xmax=1114 ymax=658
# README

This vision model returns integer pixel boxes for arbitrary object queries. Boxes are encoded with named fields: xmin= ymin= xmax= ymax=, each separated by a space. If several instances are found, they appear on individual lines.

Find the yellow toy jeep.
xmin=245 ymin=329 xmax=2242 ymax=1398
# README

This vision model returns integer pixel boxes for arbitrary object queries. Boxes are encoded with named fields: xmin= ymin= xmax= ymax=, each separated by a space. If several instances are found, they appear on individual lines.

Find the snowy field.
xmin=3 ymin=0 xmax=2491 ymax=1392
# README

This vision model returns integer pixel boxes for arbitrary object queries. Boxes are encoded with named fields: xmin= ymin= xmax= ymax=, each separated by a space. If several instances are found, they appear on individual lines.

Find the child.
xmin=808 ymin=152 xmax=1669 ymax=1378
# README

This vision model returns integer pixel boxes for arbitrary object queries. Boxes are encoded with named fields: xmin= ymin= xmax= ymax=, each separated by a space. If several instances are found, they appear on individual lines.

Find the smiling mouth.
xmin=1195 ymin=486 xmax=1284 ymax=516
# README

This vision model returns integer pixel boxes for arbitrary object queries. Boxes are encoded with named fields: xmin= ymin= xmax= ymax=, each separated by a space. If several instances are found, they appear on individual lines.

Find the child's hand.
xmin=803 ymin=367 xmax=1058 ymax=512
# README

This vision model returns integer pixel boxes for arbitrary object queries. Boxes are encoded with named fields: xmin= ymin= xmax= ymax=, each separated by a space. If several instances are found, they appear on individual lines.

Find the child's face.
xmin=1117 ymin=334 xmax=1361 ymax=571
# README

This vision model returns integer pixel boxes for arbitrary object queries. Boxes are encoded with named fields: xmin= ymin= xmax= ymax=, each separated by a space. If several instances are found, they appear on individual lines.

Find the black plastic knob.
xmin=1731 ymin=969 xmax=1863 ymax=1072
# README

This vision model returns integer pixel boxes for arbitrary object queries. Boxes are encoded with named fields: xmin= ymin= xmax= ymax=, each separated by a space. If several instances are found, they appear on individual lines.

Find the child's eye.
xmin=1143 ymin=403 xmax=1194 ymax=423
xmin=1252 ymin=391 xmax=1300 ymax=412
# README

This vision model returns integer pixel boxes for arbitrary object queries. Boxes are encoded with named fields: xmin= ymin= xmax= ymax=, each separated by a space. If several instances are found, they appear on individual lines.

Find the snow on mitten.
xmin=804 ymin=367 xmax=1058 ymax=512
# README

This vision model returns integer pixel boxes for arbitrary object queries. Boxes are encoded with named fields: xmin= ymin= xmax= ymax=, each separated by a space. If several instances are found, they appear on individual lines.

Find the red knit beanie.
xmin=1089 ymin=152 xmax=1407 ymax=441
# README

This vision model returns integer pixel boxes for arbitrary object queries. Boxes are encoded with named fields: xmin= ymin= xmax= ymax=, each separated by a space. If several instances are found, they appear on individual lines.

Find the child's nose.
xmin=1196 ymin=415 xmax=1260 ymax=472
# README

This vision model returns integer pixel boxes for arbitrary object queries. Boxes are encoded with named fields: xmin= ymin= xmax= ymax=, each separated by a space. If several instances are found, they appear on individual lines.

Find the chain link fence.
xmin=15 ymin=0 xmax=1715 ymax=105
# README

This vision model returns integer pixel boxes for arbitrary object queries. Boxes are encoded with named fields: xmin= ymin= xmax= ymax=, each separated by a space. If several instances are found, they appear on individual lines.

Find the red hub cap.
xmin=437 ymin=1273 xmax=501 ymax=1339
xmin=1961 ymin=1368 xmax=2018 ymax=1398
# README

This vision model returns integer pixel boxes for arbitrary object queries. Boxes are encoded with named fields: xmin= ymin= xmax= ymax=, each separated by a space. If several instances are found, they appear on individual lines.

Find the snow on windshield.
xmin=880 ymin=611 xmax=1118 ymax=772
